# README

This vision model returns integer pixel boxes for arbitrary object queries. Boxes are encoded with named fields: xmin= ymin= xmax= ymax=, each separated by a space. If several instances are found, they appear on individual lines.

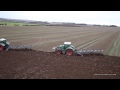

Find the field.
xmin=0 ymin=50 xmax=120 ymax=79
xmin=0 ymin=26 xmax=120 ymax=56
xmin=0 ymin=26 xmax=120 ymax=79
xmin=0 ymin=22 xmax=39 ymax=26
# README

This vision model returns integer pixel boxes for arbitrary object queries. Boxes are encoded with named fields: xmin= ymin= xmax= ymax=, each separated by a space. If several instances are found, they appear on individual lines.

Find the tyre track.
xmin=75 ymin=32 xmax=113 ymax=50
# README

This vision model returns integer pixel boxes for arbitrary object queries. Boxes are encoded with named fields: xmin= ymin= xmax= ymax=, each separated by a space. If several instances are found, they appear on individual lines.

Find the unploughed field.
xmin=0 ymin=26 xmax=120 ymax=79
xmin=0 ymin=26 xmax=120 ymax=56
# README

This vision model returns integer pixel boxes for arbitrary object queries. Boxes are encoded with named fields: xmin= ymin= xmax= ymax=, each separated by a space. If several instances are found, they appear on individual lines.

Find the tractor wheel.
xmin=56 ymin=50 xmax=62 ymax=55
xmin=66 ymin=49 xmax=73 ymax=56
xmin=0 ymin=45 xmax=4 ymax=51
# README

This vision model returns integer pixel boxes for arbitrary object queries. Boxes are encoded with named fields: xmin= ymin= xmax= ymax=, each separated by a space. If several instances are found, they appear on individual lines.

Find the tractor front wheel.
xmin=0 ymin=45 xmax=4 ymax=51
xmin=66 ymin=49 xmax=73 ymax=56
xmin=56 ymin=50 xmax=62 ymax=55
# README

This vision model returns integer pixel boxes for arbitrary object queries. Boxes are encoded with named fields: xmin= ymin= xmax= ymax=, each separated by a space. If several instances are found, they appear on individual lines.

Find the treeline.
xmin=0 ymin=23 xmax=7 ymax=25
xmin=108 ymin=25 xmax=118 ymax=27
xmin=0 ymin=23 xmax=44 ymax=26
xmin=0 ymin=23 xmax=119 ymax=27
xmin=23 ymin=25 xmax=44 ymax=26
xmin=92 ymin=24 xmax=118 ymax=27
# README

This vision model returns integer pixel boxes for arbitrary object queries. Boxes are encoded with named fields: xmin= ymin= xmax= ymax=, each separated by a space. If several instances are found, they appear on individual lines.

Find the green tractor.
xmin=0 ymin=38 xmax=10 ymax=51
xmin=52 ymin=42 xmax=104 ymax=56
xmin=52 ymin=42 xmax=77 ymax=56
xmin=0 ymin=38 xmax=33 ymax=51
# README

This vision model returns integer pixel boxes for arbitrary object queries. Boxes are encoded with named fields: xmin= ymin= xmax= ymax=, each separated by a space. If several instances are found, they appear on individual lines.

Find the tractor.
xmin=0 ymin=38 xmax=32 ymax=51
xmin=0 ymin=38 xmax=10 ymax=51
xmin=52 ymin=42 xmax=104 ymax=56
xmin=52 ymin=42 xmax=77 ymax=56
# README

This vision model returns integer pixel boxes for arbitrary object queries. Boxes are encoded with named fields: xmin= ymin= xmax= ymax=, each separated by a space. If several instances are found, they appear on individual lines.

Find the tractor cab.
xmin=63 ymin=42 xmax=71 ymax=49
xmin=0 ymin=38 xmax=6 ymax=43
xmin=56 ymin=42 xmax=72 ymax=50
xmin=0 ymin=38 xmax=10 ymax=51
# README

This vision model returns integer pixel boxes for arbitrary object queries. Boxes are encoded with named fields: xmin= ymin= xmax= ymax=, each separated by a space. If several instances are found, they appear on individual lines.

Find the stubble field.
xmin=0 ymin=26 xmax=120 ymax=56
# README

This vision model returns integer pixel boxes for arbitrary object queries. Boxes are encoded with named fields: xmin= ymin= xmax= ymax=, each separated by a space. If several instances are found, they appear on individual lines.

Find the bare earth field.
xmin=0 ymin=50 xmax=120 ymax=79
xmin=0 ymin=26 xmax=120 ymax=79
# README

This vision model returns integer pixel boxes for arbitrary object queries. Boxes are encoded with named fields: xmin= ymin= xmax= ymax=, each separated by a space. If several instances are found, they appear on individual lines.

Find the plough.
xmin=0 ymin=38 xmax=32 ymax=51
xmin=0 ymin=38 xmax=104 ymax=57
xmin=52 ymin=42 xmax=104 ymax=57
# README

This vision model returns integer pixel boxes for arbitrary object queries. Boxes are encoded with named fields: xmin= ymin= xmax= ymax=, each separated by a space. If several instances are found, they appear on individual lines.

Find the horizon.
xmin=0 ymin=11 xmax=120 ymax=26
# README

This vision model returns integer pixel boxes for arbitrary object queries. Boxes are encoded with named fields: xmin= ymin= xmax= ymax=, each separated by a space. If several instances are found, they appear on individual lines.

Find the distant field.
xmin=0 ymin=26 xmax=120 ymax=56
xmin=0 ymin=22 xmax=39 ymax=26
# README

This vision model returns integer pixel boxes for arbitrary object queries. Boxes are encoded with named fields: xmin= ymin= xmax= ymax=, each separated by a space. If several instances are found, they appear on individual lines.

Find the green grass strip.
xmin=108 ymin=33 xmax=120 ymax=56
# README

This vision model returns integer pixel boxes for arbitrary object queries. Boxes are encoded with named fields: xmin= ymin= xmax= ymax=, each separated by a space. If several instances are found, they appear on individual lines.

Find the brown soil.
xmin=0 ymin=49 xmax=120 ymax=79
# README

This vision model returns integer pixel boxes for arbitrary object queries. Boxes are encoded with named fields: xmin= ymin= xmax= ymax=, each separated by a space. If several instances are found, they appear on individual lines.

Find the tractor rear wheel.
xmin=66 ymin=49 xmax=73 ymax=56
xmin=56 ymin=50 xmax=62 ymax=55
xmin=0 ymin=45 xmax=4 ymax=51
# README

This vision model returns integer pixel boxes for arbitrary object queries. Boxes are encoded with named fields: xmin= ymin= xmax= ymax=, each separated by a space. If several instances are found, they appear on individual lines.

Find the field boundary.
xmin=107 ymin=32 xmax=120 ymax=56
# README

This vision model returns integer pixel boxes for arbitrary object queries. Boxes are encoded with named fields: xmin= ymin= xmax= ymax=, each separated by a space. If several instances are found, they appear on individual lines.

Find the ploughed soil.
xmin=0 ymin=49 xmax=120 ymax=79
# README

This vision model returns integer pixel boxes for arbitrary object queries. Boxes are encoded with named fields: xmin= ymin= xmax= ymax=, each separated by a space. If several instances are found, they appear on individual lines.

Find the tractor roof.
xmin=0 ymin=38 xmax=6 ymax=41
xmin=64 ymin=42 xmax=71 ymax=44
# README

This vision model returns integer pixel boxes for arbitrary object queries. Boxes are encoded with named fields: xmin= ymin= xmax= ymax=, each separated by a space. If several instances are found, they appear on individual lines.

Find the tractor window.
xmin=2 ymin=40 xmax=6 ymax=43
xmin=64 ymin=44 xmax=70 ymax=49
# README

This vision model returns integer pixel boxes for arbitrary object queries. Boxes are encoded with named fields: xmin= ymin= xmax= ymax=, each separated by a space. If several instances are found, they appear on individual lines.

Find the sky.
xmin=0 ymin=11 xmax=120 ymax=26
